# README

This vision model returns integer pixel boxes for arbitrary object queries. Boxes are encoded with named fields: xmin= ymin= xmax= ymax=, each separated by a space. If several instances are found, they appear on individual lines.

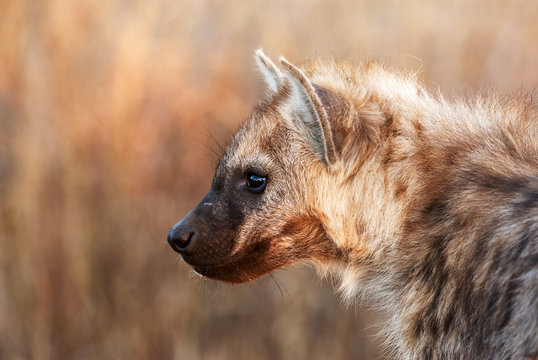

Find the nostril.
xmin=178 ymin=232 xmax=193 ymax=249
xmin=167 ymin=229 xmax=194 ymax=253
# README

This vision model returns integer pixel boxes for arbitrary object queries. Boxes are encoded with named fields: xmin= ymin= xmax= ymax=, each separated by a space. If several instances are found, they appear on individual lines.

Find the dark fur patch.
xmin=518 ymin=190 xmax=538 ymax=210
xmin=314 ymin=84 xmax=349 ymax=153
xmin=381 ymin=113 xmax=395 ymax=138
xmin=280 ymin=216 xmax=340 ymax=261
xmin=382 ymin=141 xmax=394 ymax=170
xmin=412 ymin=119 xmax=425 ymax=137
xmin=394 ymin=179 xmax=408 ymax=198
xmin=495 ymin=228 xmax=533 ymax=329
xmin=442 ymin=305 xmax=456 ymax=333
xmin=464 ymin=169 xmax=528 ymax=194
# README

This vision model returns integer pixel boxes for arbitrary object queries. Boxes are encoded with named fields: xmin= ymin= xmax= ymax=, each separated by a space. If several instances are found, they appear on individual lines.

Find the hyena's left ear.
xmin=255 ymin=49 xmax=284 ymax=92
xmin=279 ymin=57 xmax=337 ymax=166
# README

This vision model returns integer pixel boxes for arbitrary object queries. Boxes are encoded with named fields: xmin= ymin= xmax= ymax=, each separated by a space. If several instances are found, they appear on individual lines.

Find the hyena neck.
xmin=313 ymin=82 xmax=419 ymax=355
xmin=308 ymin=62 xmax=425 ymax=262
xmin=307 ymin=61 xmax=538 ymax=359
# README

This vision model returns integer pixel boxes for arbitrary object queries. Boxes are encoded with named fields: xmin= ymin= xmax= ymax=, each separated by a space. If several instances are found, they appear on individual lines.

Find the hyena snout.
xmin=167 ymin=202 xmax=237 ymax=269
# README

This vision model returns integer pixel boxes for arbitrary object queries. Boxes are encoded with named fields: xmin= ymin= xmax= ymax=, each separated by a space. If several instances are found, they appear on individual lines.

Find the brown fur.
xmin=168 ymin=51 xmax=538 ymax=359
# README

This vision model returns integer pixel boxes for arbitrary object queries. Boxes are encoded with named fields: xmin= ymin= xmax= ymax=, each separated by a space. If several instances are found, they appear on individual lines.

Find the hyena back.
xmin=168 ymin=50 xmax=538 ymax=359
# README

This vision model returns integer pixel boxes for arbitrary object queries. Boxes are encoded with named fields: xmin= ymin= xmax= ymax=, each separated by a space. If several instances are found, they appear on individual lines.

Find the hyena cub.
xmin=168 ymin=50 xmax=537 ymax=359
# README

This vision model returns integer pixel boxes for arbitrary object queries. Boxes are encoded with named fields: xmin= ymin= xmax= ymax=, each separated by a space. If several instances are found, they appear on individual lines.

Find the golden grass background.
xmin=0 ymin=1 xmax=537 ymax=359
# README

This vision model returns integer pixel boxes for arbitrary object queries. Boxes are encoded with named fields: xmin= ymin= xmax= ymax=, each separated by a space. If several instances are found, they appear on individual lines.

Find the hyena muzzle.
xmin=167 ymin=50 xmax=538 ymax=359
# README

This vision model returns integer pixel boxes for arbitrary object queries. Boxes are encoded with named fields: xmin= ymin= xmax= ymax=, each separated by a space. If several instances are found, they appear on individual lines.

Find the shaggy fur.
xmin=168 ymin=50 xmax=538 ymax=359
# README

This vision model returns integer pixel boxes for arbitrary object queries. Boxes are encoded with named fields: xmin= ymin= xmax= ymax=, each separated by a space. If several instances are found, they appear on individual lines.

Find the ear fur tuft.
xmin=255 ymin=49 xmax=283 ymax=92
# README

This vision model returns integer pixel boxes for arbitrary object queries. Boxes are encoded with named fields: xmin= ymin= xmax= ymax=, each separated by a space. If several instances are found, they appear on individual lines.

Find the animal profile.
xmin=168 ymin=50 xmax=538 ymax=359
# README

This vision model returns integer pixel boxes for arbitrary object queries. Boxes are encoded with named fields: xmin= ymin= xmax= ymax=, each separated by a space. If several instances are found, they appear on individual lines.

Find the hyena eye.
xmin=246 ymin=173 xmax=267 ymax=193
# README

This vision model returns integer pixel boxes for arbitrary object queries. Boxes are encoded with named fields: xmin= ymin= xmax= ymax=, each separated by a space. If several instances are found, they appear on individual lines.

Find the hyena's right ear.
xmin=255 ymin=49 xmax=284 ymax=92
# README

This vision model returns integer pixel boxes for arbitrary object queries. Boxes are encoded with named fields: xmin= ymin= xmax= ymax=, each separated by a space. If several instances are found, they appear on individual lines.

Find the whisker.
xmin=269 ymin=273 xmax=289 ymax=299
xmin=203 ymin=126 xmax=227 ymax=152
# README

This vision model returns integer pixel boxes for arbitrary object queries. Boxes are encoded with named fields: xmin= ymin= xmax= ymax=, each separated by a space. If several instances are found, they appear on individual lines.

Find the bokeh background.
xmin=1 ymin=0 xmax=537 ymax=359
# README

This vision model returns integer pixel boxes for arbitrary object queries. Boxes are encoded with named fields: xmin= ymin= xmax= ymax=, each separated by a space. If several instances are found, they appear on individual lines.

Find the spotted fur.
xmin=168 ymin=50 xmax=538 ymax=359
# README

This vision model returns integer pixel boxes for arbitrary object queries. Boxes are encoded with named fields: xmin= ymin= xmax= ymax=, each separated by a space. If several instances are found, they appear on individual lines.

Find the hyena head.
xmin=167 ymin=50 xmax=344 ymax=283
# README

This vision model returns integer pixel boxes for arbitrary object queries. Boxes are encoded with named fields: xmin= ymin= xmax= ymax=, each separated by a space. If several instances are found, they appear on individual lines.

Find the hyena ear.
xmin=255 ymin=49 xmax=284 ymax=92
xmin=279 ymin=57 xmax=337 ymax=166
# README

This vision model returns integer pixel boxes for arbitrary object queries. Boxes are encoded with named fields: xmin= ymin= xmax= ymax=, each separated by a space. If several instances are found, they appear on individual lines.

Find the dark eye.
xmin=246 ymin=173 xmax=267 ymax=193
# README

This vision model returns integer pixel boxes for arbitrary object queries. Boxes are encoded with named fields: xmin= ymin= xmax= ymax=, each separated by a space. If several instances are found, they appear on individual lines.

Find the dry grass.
xmin=0 ymin=0 xmax=536 ymax=359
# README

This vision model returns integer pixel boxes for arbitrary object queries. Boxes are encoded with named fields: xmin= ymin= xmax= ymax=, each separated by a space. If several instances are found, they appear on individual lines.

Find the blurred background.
xmin=0 ymin=0 xmax=537 ymax=359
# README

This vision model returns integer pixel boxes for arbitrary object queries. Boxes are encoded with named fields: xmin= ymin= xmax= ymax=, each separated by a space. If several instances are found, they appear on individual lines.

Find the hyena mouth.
xmin=191 ymin=260 xmax=256 ymax=283
xmin=188 ymin=241 xmax=289 ymax=283
xmin=191 ymin=263 xmax=241 ymax=282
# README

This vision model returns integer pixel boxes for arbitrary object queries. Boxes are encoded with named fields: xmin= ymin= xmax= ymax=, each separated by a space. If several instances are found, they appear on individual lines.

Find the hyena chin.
xmin=168 ymin=50 xmax=538 ymax=359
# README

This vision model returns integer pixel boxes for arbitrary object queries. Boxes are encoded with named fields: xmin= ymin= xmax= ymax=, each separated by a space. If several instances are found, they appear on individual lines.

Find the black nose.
xmin=167 ymin=227 xmax=194 ymax=253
